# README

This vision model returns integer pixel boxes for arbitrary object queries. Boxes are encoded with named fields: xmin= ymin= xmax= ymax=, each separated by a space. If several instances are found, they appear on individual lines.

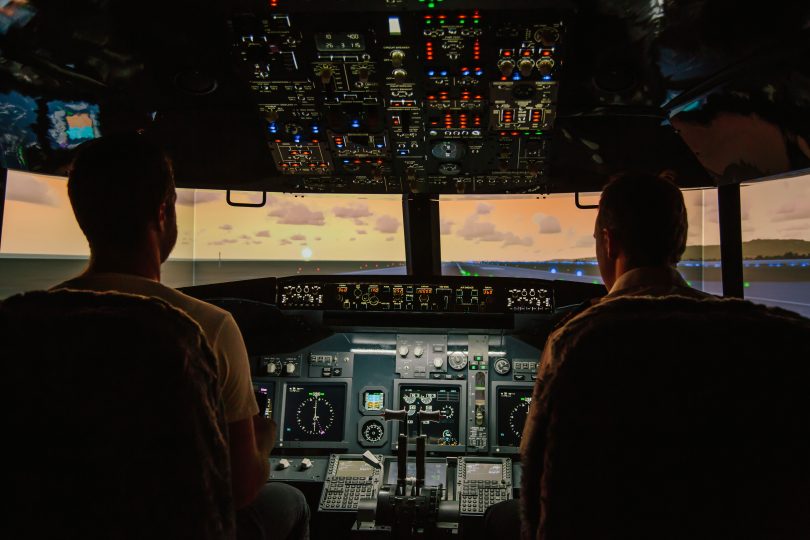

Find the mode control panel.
xmin=319 ymin=454 xmax=385 ymax=512
xmin=257 ymin=355 xmax=303 ymax=377
xmin=512 ymin=359 xmax=538 ymax=382
xmin=457 ymin=457 xmax=512 ymax=515
xmin=308 ymin=351 xmax=354 ymax=378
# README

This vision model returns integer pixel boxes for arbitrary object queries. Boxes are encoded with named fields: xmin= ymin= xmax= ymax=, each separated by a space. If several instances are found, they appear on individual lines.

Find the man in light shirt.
xmin=55 ymin=133 xmax=309 ymax=540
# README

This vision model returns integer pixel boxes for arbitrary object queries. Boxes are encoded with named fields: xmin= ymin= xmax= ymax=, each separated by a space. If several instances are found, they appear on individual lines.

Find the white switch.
xmin=267 ymin=363 xmax=277 ymax=375
xmin=300 ymin=458 xmax=313 ymax=470
xmin=277 ymin=458 xmax=290 ymax=470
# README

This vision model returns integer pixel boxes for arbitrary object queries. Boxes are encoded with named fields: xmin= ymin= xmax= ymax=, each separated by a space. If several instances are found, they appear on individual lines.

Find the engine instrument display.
xmin=399 ymin=385 xmax=462 ymax=446
xmin=253 ymin=382 xmax=275 ymax=419
xmin=496 ymin=387 xmax=532 ymax=448
xmin=387 ymin=461 xmax=448 ymax=487
xmin=283 ymin=383 xmax=347 ymax=442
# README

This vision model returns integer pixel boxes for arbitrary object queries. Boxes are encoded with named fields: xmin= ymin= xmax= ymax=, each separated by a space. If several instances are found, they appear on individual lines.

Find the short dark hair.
xmin=68 ymin=133 xmax=174 ymax=249
xmin=596 ymin=172 xmax=688 ymax=266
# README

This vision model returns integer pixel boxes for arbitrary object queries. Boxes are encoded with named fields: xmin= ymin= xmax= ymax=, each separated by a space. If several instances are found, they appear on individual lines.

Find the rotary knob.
xmin=537 ymin=59 xmax=554 ymax=75
xmin=358 ymin=65 xmax=370 ymax=84
xmin=392 ymin=68 xmax=408 ymax=83
xmin=266 ymin=362 xmax=278 ymax=375
xmin=518 ymin=58 xmax=535 ymax=77
xmin=398 ymin=345 xmax=410 ymax=357
xmin=299 ymin=458 xmax=313 ymax=470
xmin=285 ymin=362 xmax=296 ymax=375
xmin=494 ymin=358 xmax=511 ymax=375
xmin=498 ymin=59 xmax=515 ymax=77
xmin=390 ymin=49 xmax=405 ymax=67
xmin=413 ymin=345 xmax=424 ymax=358
xmin=319 ymin=66 xmax=334 ymax=86
xmin=277 ymin=458 xmax=290 ymax=470
xmin=433 ymin=357 xmax=444 ymax=369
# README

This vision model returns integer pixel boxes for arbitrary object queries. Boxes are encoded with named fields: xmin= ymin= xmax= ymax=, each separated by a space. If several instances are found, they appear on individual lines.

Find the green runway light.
xmin=473 ymin=273 xmax=479 ymax=277
xmin=744 ymin=281 xmax=751 ymax=288
xmin=592 ymin=280 xmax=600 ymax=285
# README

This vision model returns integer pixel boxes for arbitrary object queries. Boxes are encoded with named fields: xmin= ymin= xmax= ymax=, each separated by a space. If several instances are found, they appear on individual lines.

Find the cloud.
xmin=239 ymin=234 xmax=251 ymax=240
xmin=219 ymin=224 xmax=233 ymax=231
xmin=476 ymin=203 xmax=494 ymax=215
xmin=357 ymin=230 xmax=367 ymax=234
xmin=314 ymin=237 xmax=322 ymax=241
xmin=386 ymin=237 xmax=394 ymax=241
xmin=334 ymin=203 xmax=373 ymax=219
xmin=575 ymin=235 xmax=595 ymax=248
xmin=772 ymin=200 xmax=810 ymax=222
xmin=441 ymin=219 xmax=454 ymax=235
xmin=350 ymin=237 xmax=356 ymax=241
xmin=6 ymin=177 xmax=57 ymax=206
xmin=176 ymin=190 xmax=220 ymax=206
xmin=208 ymin=238 xmax=238 ymax=245
xmin=457 ymin=214 xmax=532 ymax=247
xmin=290 ymin=234 xmax=306 ymax=241
xmin=268 ymin=201 xmax=325 ymax=225
xmin=533 ymin=213 xmax=562 ymax=234
xmin=375 ymin=215 xmax=401 ymax=234
xmin=354 ymin=219 xmax=368 ymax=226
xmin=255 ymin=230 xmax=271 ymax=238
xmin=280 ymin=239 xmax=292 ymax=245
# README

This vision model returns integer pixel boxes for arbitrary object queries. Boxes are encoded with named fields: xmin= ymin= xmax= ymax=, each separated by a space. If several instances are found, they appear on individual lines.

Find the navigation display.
xmin=387 ymin=461 xmax=448 ymax=487
xmin=282 ymin=383 xmax=347 ymax=442
xmin=496 ymin=387 xmax=532 ymax=448
xmin=465 ymin=462 xmax=504 ymax=481
xmin=399 ymin=385 xmax=461 ymax=446
xmin=336 ymin=459 xmax=375 ymax=478
xmin=253 ymin=382 xmax=275 ymax=419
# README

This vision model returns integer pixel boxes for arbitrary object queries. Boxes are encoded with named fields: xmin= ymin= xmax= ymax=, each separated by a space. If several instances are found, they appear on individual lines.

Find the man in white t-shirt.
xmin=55 ymin=133 xmax=309 ymax=540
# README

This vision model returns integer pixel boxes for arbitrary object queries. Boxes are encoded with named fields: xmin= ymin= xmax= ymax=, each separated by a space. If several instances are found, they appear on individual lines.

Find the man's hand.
xmin=253 ymin=416 xmax=277 ymax=457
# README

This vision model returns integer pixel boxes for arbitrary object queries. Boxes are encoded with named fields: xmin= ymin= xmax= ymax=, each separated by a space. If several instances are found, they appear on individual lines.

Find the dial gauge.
xmin=448 ymin=351 xmax=468 ymax=371
xmin=361 ymin=420 xmax=385 ymax=443
xmin=508 ymin=398 xmax=531 ymax=439
xmin=296 ymin=394 xmax=335 ymax=436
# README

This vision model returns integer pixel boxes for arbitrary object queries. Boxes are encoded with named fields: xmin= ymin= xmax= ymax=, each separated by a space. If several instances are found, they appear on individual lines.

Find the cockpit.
xmin=1 ymin=1 xmax=809 ymax=539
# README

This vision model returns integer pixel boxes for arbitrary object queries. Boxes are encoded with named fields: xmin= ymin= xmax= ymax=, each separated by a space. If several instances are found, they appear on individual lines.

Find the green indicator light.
xmin=459 ymin=18 xmax=465 ymax=24
xmin=535 ymin=131 xmax=543 ymax=135
xmin=425 ymin=19 xmax=431 ymax=24
xmin=686 ymin=281 xmax=693 ymax=287
xmin=428 ymin=2 xmax=434 ymax=7
xmin=744 ymin=281 xmax=751 ymax=288
xmin=523 ymin=131 xmax=530 ymax=135
xmin=439 ymin=19 xmax=445 ymax=24
xmin=473 ymin=19 xmax=479 ymax=24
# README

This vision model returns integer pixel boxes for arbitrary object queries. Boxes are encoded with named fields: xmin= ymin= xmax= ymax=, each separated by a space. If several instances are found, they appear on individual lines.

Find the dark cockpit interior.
xmin=2 ymin=1 xmax=809 ymax=539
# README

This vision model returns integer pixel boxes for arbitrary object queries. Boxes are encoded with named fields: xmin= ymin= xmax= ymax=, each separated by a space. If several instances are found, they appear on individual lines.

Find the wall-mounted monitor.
xmin=278 ymin=381 xmax=351 ymax=449
xmin=490 ymin=383 xmax=533 ymax=454
xmin=392 ymin=380 xmax=467 ymax=453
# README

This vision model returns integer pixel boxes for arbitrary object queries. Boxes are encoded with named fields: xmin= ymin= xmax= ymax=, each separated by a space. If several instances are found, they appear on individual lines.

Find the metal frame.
xmin=403 ymin=193 xmax=441 ymax=276
xmin=226 ymin=190 xmax=267 ymax=208
xmin=0 ymin=167 xmax=7 ymax=251
xmin=718 ymin=183 xmax=744 ymax=298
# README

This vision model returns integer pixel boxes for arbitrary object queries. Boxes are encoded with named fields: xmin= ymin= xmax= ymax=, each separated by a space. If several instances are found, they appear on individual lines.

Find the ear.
xmin=156 ymin=201 xmax=168 ymax=233
xmin=603 ymin=228 xmax=620 ymax=261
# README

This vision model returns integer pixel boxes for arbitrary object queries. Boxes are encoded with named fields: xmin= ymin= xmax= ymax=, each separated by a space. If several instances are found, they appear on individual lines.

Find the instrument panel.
xmin=278 ymin=276 xmax=553 ymax=313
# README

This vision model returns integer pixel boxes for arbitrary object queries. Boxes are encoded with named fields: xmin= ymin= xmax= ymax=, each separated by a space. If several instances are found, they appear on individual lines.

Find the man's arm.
xmin=228 ymin=416 xmax=276 ymax=509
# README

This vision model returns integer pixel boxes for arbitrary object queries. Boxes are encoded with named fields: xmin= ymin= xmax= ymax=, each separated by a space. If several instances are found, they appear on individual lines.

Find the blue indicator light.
xmin=462 ymin=70 xmax=470 ymax=76
xmin=343 ymin=159 xmax=350 ymax=163
xmin=398 ymin=150 xmax=408 ymax=155
xmin=293 ymin=134 xmax=301 ymax=143
xmin=475 ymin=69 xmax=483 ymax=76
xmin=312 ymin=126 xmax=319 ymax=133
xmin=550 ymin=267 xmax=557 ymax=274
xmin=427 ymin=70 xmax=435 ymax=77
xmin=542 ymin=75 xmax=552 ymax=81
xmin=512 ymin=74 xmax=521 ymax=80
xmin=269 ymin=122 xmax=278 ymax=133
xmin=376 ymin=143 xmax=385 ymax=148
xmin=439 ymin=70 xmax=448 ymax=76
xmin=351 ymin=120 xmax=360 ymax=128
xmin=576 ymin=270 xmax=583 ymax=277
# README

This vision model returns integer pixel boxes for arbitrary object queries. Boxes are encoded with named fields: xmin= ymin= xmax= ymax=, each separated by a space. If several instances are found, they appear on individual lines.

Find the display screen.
xmin=282 ymin=383 xmax=347 ymax=442
xmin=364 ymin=390 xmax=385 ymax=411
xmin=387 ymin=461 xmax=447 ymax=487
xmin=336 ymin=459 xmax=375 ymax=478
xmin=253 ymin=383 xmax=275 ymax=419
xmin=465 ymin=462 xmax=503 ymax=481
xmin=496 ymin=387 xmax=532 ymax=448
xmin=399 ymin=385 xmax=461 ymax=446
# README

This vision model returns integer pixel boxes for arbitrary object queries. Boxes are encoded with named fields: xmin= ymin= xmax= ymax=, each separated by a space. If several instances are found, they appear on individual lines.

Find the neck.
xmin=84 ymin=245 xmax=162 ymax=282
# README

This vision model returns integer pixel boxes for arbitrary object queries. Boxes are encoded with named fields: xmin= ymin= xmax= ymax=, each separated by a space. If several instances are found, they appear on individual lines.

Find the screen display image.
xmin=387 ymin=461 xmax=448 ymax=487
xmin=497 ymin=388 xmax=532 ymax=448
xmin=399 ymin=385 xmax=461 ymax=446
xmin=364 ymin=390 xmax=385 ymax=412
xmin=283 ymin=384 xmax=347 ymax=442
xmin=46 ymin=100 xmax=101 ymax=150
xmin=336 ymin=459 xmax=375 ymax=478
xmin=253 ymin=383 xmax=274 ymax=419
xmin=465 ymin=462 xmax=503 ymax=482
